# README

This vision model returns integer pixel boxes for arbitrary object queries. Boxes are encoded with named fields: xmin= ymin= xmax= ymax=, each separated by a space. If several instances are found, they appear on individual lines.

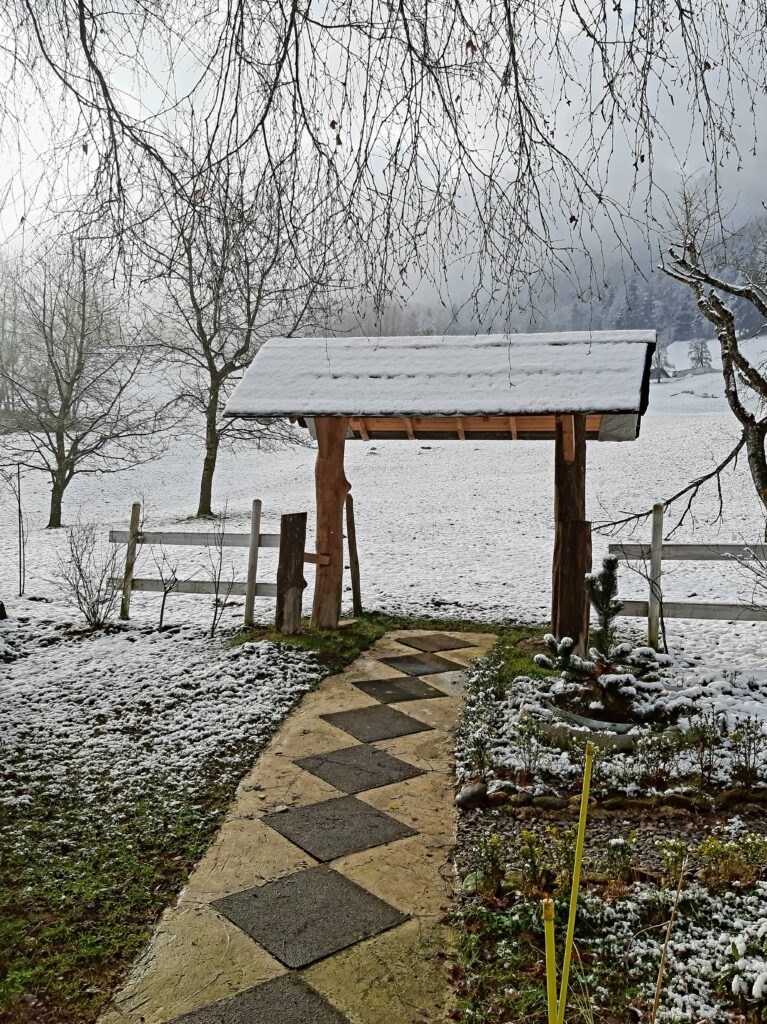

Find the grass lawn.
xmin=0 ymin=611 xmax=510 ymax=1024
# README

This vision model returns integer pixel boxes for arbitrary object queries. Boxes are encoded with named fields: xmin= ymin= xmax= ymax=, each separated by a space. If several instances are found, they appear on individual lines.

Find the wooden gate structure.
xmin=224 ymin=332 xmax=656 ymax=651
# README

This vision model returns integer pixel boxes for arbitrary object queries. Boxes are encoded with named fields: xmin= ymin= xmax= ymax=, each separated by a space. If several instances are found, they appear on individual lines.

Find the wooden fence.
xmin=109 ymin=497 xmax=362 ymax=633
xmin=609 ymin=503 xmax=767 ymax=646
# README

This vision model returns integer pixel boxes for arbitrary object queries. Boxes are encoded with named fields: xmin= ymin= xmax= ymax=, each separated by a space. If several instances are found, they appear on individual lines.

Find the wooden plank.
xmin=456 ymin=417 xmax=465 ymax=440
xmin=346 ymin=493 xmax=363 ymax=617
xmin=109 ymin=529 xmax=251 ymax=548
xmin=405 ymin=418 xmax=415 ymax=440
xmin=609 ymin=542 xmax=767 ymax=562
xmin=244 ymin=498 xmax=262 ymax=627
xmin=509 ymin=416 xmax=518 ymax=439
xmin=119 ymin=502 xmax=141 ymax=620
xmin=275 ymin=513 xmax=307 ymax=634
xmin=560 ymin=415 xmax=576 ymax=463
xmin=619 ymin=599 xmax=767 ymax=621
xmin=358 ymin=418 xmax=370 ymax=441
xmin=258 ymin=534 xmax=281 ymax=548
xmin=303 ymin=552 xmax=331 ymax=566
xmin=119 ymin=578 xmax=277 ymax=598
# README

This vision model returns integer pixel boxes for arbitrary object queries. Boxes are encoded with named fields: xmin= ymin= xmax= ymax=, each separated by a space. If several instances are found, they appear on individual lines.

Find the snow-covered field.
xmin=2 ymin=365 xmax=762 ymax=667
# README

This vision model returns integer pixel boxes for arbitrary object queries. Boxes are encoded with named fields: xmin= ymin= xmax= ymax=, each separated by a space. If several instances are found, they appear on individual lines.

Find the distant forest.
xmin=350 ymin=256 xmax=764 ymax=351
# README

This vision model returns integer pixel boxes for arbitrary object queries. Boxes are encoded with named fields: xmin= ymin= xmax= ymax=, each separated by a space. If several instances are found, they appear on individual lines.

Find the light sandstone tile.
xmin=98 ymin=905 xmax=283 ymax=1024
xmin=333 ymin=833 xmax=453 ymax=918
xmin=180 ymin=816 xmax=317 ymax=904
xmin=233 ymin=750 xmax=343 ymax=815
xmin=303 ymin=919 xmax=454 ymax=1024
xmin=388 ymin=695 xmax=462 ymax=733
xmin=375 ymin=729 xmax=455 ymax=773
xmin=357 ymin=771 xmax=454 ymax=843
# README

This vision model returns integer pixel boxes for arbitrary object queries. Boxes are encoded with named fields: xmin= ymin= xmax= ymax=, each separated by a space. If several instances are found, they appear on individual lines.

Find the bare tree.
xmin=206 ymin=506 xmax=238 ymax=638
xmin=143 ymin=147 xmax=333 ymax=517
xmin=661 ymin=190 xmax=767 ymax=530
xmin=688 ymin=339 xmax=713 ymax=370
xmin=0 ymin=242 xmax=167 ymax=527
xmin=651 ymin=342 xmax=674 ymax=382
xmin=3 ymin=1 xmax=766 ymax=314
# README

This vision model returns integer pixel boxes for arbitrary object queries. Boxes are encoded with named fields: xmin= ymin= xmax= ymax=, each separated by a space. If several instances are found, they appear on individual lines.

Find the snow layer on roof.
xmin=224 ymin=331 xmax=656 ymax=419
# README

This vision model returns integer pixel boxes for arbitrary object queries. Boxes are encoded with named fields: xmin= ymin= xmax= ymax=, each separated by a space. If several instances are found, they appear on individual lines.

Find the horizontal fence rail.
xmin=109 ymin=577 xmax=278 ymax=598
xmin=608 ymin=503 xmax=767 ymax=642
xmin=609 ymin=542 xmax=767 ymax=562
xmin=108 ymin=529 xmax=280 ymax=549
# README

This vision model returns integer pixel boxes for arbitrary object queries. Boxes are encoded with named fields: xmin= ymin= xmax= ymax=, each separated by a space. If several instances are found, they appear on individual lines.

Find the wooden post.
xmin=551 ymin=415 xmax=591 ymax=654
xmin=345 ymin=493 xmax=362 ymax=618
xmin=648 ymin=502 xmax=664 ymax=649
xmin=119 ymin=502 xmax=141 ymax=620
xmin=243 ymin=498 xmax=262 ymax=626
xmin=312 ymin=417 xmax=350 ymax=628
xmin=275 ymin=512 xmax=307 ymax=635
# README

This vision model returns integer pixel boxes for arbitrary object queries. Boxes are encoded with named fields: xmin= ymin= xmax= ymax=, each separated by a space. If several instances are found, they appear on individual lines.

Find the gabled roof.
xmin=224 ymin=330 xmax=656 ymax=441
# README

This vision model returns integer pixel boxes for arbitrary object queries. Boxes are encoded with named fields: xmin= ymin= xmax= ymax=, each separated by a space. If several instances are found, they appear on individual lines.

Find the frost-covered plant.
xmin=515 ymin=717 xmax=544 ymax=778
xmin=547 ymin=824 xmax=576 ymax=890
xmin=518 ymin=830 xmax=550 ymax=896
xmin=656 ymin=838 xmax=689 ymax=887
xmin=635 ymin=732 xmax=682 ymax=787
xmin=730 ymin=715 xmax=767 ymax=789
xmin=585 ymin=554 xmax=623 ymax=656
xmin=457 ymin=685 xmax=503 ymax=782
xmin=605 ymin=834 xmax=636 ymax=885
xmin=533 ymin=634 xmax=596 ymax=683
xmin=699 ymin=831 xmax=767 ymax=888
xmin=683 ymin=706 xmax=729 ymax=784
xmin=470 ymin=833 xmax=506 ymax=897
xmin=54 ymin=522 xmax=121 ymax=629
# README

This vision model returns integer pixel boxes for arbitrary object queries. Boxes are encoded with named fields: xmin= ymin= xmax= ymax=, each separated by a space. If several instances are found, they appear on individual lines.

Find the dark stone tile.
xmin=167 ymin=974 xmax=351 ymax=1024
xmin=398 ymin=632 xmax=473 ymax=653
xmin=213 ymin=866 xmax=406 ymax=969
xmin=261 ymin=795 xmax=416 ymax=861
xmin=321 ymin=705 xmax=432 ymax=742
xmin=295 ymin=743 xmax=424 ymax=794
xmin=379 ymin=652 xmax=462 ymax=676
xmin=351 ymin=676 xmax=446 ymax=703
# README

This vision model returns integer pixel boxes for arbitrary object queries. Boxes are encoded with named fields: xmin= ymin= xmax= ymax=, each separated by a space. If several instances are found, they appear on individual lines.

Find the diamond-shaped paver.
xmin=213 ymin=866 xmax=406 ymax=968
xmin=321 ymin=705 xmax=432 ymax=742
xmin=397 ymin=632 xmax=473 ymax=653
xmin=167 ymin=974 xmax=351 ymax=1024
xmin=351 ymin=676 xmax=446 ymax=704
xmin=261 ymin=794 xmax=416 ymax=861
xmin=379 ymin=652 xmax=462 ymax=676
xmin=295 ymin=744 xmax=424 ymax=794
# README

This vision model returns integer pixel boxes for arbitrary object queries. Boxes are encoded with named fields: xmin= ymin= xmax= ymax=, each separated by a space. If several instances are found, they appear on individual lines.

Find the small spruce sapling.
xmin=586 ymin=555 xmax=623 ymax=656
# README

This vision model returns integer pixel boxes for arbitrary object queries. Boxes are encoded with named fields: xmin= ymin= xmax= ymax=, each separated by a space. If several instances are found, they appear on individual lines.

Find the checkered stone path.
xmin=98 ymin=629 xmax=495 ymax=1024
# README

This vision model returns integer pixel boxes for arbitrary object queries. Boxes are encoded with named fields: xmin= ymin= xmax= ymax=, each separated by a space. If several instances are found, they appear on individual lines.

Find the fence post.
xmin=119 ymin=502 xmax=141 ymax=621
xmin=244 ymin=498 xmax=262 ymax=626
xmin=345 ymin=493 xmax=362 ymax=618
xmin=275 ymin=513 xmax=307 ymax=635
xmin=648 ymin=502 xmax=664 ymax=649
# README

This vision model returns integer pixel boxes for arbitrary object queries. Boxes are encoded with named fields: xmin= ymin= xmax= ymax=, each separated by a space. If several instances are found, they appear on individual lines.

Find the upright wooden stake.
xmin=244 ymin=498 xmax=262 ymax=626
xmin=552 ymin=415 xmax=591 ymax=654
xmin=648 ymin=502 xmax=664 ymax=649
xmin=120 ymin=502 xmax=141 ymax=620
xmin=312 ymin=417 xmax=350 ymax=628
xmin=345 ymin=493 xmax=362 ymax=618
xmin=275 ymin=512 xmax=307 ymax=635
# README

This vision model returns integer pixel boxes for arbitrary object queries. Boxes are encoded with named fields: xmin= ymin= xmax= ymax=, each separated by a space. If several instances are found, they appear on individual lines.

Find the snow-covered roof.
xmin=224 ymin=330 xmax=655 ymax=422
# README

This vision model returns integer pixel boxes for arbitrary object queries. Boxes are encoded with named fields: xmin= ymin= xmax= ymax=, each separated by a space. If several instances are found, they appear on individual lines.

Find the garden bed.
xmin=451 ymin=628 xmax=767 ymax=1023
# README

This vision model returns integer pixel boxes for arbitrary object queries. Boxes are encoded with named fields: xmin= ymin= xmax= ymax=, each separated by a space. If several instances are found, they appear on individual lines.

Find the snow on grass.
xmin=0 ymin=618 xmax=322 ymax=815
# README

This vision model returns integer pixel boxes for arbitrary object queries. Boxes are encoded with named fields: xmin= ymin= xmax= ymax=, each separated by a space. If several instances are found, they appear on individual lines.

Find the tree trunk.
xmin=196 ymin=393 xmax=220 ymax=518
xmin=743 ymin=422 xmax=767 ymax=539
xmin=47 ymin=474 xmax=66 ymax=529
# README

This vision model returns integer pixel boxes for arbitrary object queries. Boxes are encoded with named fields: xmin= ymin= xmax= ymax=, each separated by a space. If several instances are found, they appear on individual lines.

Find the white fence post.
xmin=244 ymin=498 xmax=262 ymax=627
xmin=647 ymin=502 xmax=664 ymax=648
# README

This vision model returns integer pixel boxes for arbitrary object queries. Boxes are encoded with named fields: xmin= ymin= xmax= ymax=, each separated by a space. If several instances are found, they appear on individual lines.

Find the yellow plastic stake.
xmin=543 ymin=898 xmax=558 ymax=1024
xmin=556 ymin=740 xmax=595 ymax=1024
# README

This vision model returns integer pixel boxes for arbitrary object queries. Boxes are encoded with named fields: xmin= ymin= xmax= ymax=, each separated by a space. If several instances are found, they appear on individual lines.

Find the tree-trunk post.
xmin=275 ymin=512 xmax=307 ymax=635
xmin=244 ymin=498 xmax=262 ymax=626
xmin=648 ymin=502 xmax=664 ymax=649
xmin=551 ymin=414 xmax=591 ymax=654
xmin=311 ymin=417 xmax=350 ymax=628
xmin=47 ymin=478 xmax=64 ymax=529
xmin=120 ymin=501 xmax=142 ymax=621
xmin=345 ymin=493 xmax=362 ymax=618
